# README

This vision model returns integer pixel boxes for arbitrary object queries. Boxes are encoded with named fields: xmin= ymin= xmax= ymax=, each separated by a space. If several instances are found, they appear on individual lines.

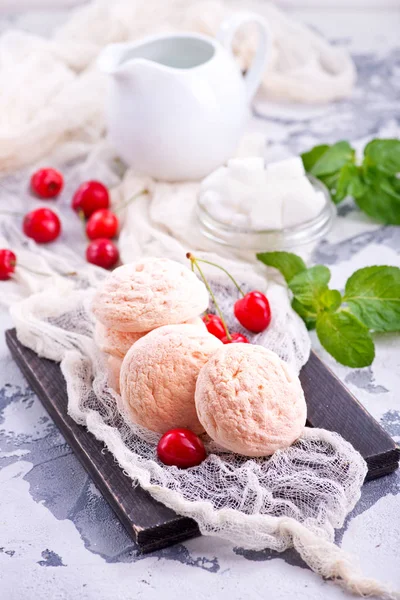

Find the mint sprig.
xmin=288 ymin=266 xmax=331 ymax=330
xmin=344 ymin=266 xmax=400 ymax=332
xmin=316 ymin=311 xmax=375 ymax=368
xmin=301 ymin=138 xmax=400 ymax=225
xmin=256 ymin=251 xmax=306 ymax=283
xmin=257 ymin=251 xmax=400 ymax=368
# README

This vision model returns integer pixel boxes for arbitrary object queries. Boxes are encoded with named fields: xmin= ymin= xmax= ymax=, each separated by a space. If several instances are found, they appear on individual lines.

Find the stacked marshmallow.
xmin=92 ymin=257 xmax=307 ymax=456
xmin=92 ymin=257 xmax=210 ymax=395
xmin=199 ymin=156 xmax=326 ymax=231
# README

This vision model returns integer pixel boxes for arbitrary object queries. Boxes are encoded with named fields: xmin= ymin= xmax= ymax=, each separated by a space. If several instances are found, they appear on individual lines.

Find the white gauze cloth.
xmin=0 ymin=0 xmax=355 ymax=173
xmin=2 ymin=158 xmax=399 ymax=598
xmin=8 ymin=275 xmax=399 ymax=599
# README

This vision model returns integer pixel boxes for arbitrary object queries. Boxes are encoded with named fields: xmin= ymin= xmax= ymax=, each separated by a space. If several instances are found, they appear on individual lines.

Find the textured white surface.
xmin=0 ymin=5 xmax=399 ymax=600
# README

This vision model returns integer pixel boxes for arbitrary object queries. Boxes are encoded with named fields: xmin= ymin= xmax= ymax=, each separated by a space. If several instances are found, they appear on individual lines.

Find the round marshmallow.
xmin=120 ymin=324 xmax=222 ymax=434
xmin=107 ymin=355 xmax=122 ymax=394
xmin=95 ymin=322 xmax=145 ymax=358
xmin=94 ymin=317 xmax=206 ymax=358
xmin=195 ymin=344 xmax=307 ymax=456
xmin=92 ymin=258 xmax=209 ymax=332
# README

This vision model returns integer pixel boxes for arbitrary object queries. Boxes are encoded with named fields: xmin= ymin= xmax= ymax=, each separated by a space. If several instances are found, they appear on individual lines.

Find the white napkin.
xmin=0 ymin=0 xmax=355 ymax=174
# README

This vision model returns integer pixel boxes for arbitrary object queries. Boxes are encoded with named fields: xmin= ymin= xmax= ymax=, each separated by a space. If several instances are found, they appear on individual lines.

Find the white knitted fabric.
xmin=0 ymin=0 xmax=355 ymax=173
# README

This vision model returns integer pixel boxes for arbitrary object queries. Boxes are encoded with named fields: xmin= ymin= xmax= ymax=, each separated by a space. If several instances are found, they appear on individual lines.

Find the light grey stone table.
xmin=0 ymin=6 xmax=399 ymax=600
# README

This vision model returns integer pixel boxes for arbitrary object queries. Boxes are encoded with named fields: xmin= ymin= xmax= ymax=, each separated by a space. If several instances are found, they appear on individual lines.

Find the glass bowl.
xmin=197 ymin=175 xmax=336 ymax=251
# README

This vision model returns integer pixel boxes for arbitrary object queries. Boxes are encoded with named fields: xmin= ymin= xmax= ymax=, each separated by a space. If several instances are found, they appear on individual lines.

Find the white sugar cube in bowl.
xmin=197 ymin=155 xmax=336 ymax=251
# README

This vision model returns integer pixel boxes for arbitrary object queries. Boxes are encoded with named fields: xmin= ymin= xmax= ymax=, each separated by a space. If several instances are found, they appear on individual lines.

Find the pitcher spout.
xmin=97 ymin=43 xmax=130 ymax=76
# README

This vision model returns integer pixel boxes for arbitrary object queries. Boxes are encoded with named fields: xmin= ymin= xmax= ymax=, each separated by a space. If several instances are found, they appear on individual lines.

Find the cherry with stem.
xmin=114 ymin=189 xmax=149 ymax=214
xmin=190 ymin=256 xmax=245 ymax=298
xmin=20 ymin=264 xmax=77 ymax=277
xmin=0 ymin=210 xmax=24 ymax=217
xmin=187 ymin=253 xmax=231 ymax=341
xmin=187 ymin=253 xmax=271 ymax=335
xmin=0 ymin=248 xmax=76 ymax=280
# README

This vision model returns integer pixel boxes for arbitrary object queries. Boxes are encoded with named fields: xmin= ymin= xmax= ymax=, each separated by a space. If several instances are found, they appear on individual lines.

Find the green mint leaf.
xmin=301 ymin=144 xmax=330 ymax=172
xmin=355 ymin=168 xmax=400 ymax=225
xmin=316 ymin=310 xmax=375 ymax=368
xmin=288 ymin=265 xmax=331 ymax=328
xmin=292 ymin=287 xmax=341 ymax=330
xmin=319 ymin=289 xmax=342 ymax=312
xmin=320 ymin=166 xmax=365 ymax=204
xmin=347 ymin=172 xmax=367 ymax=199
xmin=256 ymin=251 xmax=306 ymax=283
xmin=364 ymin=138 xmax=400 ymax=176
xmin=390 ymin=175 xmax=400 ymax=193
xmin=289 ymin=265 xmax=331 ymax=304
xmin=344 ymin=265 xmax=400 ymax=332
xmin=318 ymin=171 xmax=341 ymax=202
xmin=291 ymin=298 xmax=318 ymax=330
xmin=333 ymin=164 xmax=366 ymax=203
xmin=304 ymin=141 xmax=355 ymax=178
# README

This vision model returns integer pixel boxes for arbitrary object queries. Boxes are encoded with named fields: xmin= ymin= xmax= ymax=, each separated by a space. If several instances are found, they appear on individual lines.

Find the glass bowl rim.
xmin=197 ymin=174 xmax=336 ymax=251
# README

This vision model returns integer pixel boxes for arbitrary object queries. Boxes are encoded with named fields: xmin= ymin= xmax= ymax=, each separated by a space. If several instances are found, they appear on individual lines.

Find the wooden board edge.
xmin=137 ymin=518 xmax=200 ymax=554
xmin=300 ymin=351 xmax=399 ymax=480
xmin=5 ymin=328 xmax=400 ymax=553
xmin=364 ymin=449 xmax=400 ymax=481
xmin=303 ymin=352 xmax=397 ymax=452
xmin=5 ymin=329 xmax=200 ymax=552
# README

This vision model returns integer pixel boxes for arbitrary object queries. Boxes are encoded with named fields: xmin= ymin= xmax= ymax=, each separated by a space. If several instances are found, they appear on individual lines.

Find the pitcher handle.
xmin=217 ymin=12 xmax=271 ymax=102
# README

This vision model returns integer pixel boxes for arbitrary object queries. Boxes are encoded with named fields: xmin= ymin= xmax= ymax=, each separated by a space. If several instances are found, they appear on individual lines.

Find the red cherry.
xmin=0 ymin=249 xmax=17 ymax=280
xmin=86 ymin=209 xmax=119 ymax=240
xmin=72 ymin=181 xmax=109 ymax=218
xmin=30 ymin=168 xmax=63 ymax=199
xmin=157 ymin=428 xmax=207 ymax=468
xmin=86 ymin=238 xmax=119 ymax=269
xmin=234 ymin=291 xmax=271 ymax=333
xmin=23 ymin=208 xmax=61 ymax=243
xmin=202 ymin=314 xmax=226 ymax=340
xmin=221 ymin=332 xmax=250 ymax=344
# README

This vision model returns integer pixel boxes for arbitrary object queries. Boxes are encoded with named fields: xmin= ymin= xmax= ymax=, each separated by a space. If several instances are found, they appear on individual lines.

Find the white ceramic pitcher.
xmin=98 ymin=13 xmax=271 ymax=181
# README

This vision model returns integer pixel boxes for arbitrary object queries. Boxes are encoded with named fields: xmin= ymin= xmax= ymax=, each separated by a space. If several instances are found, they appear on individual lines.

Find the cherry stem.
xmin=19 ymin=264 xmax=77 ymax=277
xmin=0 ymin=211 xmax=24 ymax=217
xmin=76 ymin=210 xmax=89 ymax=241
xmin=115 ymin=189 xmax=149 ymax=214
xmin=190 ymin=256 xmax=245 ymax=297
xmin=186 ymin=253 xmax=231 ymax=340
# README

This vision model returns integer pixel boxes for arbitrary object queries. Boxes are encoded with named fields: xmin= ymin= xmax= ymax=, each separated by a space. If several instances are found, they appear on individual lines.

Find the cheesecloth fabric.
xmin=1 ymin=155 xmax=398 ymax=598
xmin=9 ymin=278 xmax=399 ymax=599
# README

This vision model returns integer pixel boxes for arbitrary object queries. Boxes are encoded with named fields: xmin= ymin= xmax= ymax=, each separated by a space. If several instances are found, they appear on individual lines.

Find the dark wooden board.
xmin=5 ymin=328 xmax=200 ymax=553
xmin=299 ymin=352 xmax=400 ymax=480
xmin=6 ymin=328 xmax=399 ymax=553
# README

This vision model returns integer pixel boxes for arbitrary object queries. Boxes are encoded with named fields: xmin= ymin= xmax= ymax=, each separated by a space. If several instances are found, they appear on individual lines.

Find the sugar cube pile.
xmin=199 ymin=156 xmax=326 ymax=231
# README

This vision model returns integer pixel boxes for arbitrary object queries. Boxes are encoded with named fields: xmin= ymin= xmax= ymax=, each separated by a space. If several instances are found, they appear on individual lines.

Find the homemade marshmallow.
xmin=95 ymin=323 xmax=146 ymax=358
xmin=92 ymin=258 xmax=209 ymax=332
xmin=195 ymin=344 xmax=307 ymax=456
xmin=120 ymin=324 xmax=222 ymax=434
xmin=107 ymin=355 xmax=122 ymax=394
xmin=95 ymin=317 xmax=205 ymax=358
